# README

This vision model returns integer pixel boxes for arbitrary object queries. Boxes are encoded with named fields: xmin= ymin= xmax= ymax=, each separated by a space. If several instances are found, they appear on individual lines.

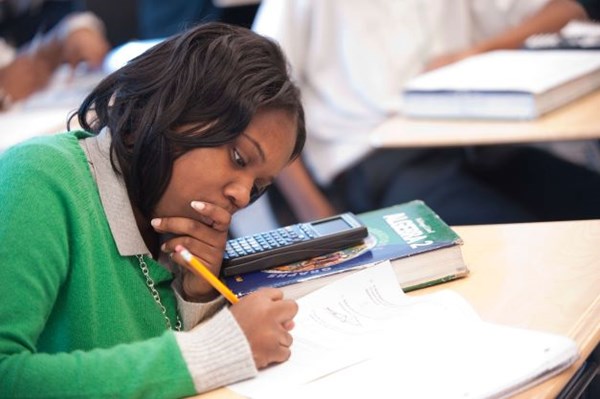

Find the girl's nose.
xmin=224 ymin=181 xmax=253 ymax=210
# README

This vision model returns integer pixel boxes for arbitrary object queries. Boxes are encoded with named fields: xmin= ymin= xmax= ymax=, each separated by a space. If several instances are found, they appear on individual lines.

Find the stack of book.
xmin=223 ymin=200 xmax=468 ymax=299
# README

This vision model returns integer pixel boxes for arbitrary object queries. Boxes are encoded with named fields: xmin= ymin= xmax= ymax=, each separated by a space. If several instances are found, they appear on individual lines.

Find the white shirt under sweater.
xmin=253 ymin=0 xmax=550 ymax=185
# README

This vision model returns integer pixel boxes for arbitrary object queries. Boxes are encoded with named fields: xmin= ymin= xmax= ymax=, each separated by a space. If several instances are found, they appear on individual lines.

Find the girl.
xmin=0 ymin=22 xmax=305 ymax=398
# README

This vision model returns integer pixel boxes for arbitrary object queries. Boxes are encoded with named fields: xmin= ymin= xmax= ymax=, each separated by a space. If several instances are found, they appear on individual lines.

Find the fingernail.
xmin=160 ymin=243 xmax=167 ymax=252
xmin=151 ymin=218 xmax=161 ymax=228
xmin=191 ymin=201 xmax=205 ymax=210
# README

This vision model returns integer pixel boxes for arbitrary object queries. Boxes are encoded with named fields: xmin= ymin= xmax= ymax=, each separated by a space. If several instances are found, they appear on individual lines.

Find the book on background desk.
xmin=402 ymin=50 xmax=600 ymax=120
xmin=223 ymin=200 xmax=468 ymax=299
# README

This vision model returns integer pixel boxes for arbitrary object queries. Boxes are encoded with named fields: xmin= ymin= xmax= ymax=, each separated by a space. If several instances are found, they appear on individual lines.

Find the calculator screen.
xmin=310 ymin=217 xmax=353 ymax=236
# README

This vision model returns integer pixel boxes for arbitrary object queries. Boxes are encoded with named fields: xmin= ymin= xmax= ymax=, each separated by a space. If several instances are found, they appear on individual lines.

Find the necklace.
xmin=136 ymin=254 xmax=182 ymax=331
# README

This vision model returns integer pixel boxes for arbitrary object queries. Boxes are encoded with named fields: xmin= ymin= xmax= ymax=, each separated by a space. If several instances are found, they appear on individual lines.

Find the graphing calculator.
xmin=221 ymin=212 xmax=368 ymax=276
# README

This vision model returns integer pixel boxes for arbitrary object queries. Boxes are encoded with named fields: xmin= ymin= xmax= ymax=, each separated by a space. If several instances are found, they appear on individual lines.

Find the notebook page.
xmin=229 ymin=262 xmax=578 ymax=399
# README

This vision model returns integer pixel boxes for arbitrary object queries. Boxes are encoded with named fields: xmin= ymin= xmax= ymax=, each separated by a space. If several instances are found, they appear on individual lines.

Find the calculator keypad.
xmin=224 ymin=224 xmax=316 ymax=260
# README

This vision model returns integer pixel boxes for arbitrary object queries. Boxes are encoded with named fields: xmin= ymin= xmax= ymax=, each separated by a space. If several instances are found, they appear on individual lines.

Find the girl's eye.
xmin=232 ymin=148 xmax=247 ymax=168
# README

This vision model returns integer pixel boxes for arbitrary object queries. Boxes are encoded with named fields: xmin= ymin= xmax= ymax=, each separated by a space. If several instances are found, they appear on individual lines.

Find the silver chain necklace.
xmin=136 ymin=254 xmax=182 ymax=331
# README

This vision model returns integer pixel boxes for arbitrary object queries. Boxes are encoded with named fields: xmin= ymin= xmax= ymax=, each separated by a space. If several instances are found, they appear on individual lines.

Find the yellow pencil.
xmin=175 ymin=245 xmax=239 ymax=304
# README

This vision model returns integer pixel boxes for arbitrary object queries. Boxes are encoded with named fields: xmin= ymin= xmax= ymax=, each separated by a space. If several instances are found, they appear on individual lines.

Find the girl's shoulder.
xmin=1 ymin=130 xmax=92 ymax=173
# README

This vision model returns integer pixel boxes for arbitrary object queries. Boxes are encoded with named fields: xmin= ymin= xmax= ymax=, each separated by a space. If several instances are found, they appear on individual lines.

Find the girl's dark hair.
xmin=71 ymin=22 xmax=305 ymax=218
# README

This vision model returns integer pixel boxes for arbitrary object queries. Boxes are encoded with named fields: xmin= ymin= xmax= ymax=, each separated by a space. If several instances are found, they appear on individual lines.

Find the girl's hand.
xmin=151 ymin=201 xmax=231 ymax=301
xmin=230 ymin=288 xmax=298 ymax=369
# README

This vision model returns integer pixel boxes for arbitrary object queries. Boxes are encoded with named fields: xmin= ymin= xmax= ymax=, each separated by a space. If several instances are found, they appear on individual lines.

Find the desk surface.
xmin=418 ymin=219 xmax=600 ymax=399
xmin=196 ymin=219 xmax=600 ymax=399
xmin=370 ymin=90 xmax=600 ymax=147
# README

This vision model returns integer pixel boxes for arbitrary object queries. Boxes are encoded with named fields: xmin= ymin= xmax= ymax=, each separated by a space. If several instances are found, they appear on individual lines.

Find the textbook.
xmin=402 ymin=50 xmax=600 ymax=120
xmin=223 ymin=200 xmax=468 ymax=299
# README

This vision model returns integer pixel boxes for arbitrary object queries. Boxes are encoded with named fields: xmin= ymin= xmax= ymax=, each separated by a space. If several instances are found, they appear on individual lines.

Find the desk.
xmin=370 ymin=90 xmax=600 ymax=147
xmin=419 ymin=219 xmax=600 ymax=399
xmin=195 ymin=219 xmax=600 ymax=399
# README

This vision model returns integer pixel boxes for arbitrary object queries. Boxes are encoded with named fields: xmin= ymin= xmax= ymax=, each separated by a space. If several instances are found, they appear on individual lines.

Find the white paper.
xmin=229 ymin=261 xmax=403 ymax=396
xmin=228 ymin=262 xmax=578 ymax=399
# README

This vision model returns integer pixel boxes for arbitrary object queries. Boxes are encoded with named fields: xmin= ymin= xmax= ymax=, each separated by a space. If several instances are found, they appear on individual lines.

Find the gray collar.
xmin=80 ymin=128 xmax=152 ymax=257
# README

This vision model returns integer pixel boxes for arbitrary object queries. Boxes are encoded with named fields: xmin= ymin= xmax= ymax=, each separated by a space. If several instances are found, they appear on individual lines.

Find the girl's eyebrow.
xmin=240 ymin=133 xmax=265 ymax=162
xmin=240 ymin=133 xmax=274 ymax=185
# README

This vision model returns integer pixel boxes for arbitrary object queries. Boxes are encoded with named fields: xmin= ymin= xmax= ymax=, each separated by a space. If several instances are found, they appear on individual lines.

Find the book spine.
xmin=403 ymin=91 xmax=537 ymax=120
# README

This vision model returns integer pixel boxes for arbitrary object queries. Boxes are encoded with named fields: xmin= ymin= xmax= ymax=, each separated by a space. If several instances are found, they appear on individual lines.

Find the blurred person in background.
xmin=254 ymin=0 xmax=600 ymax=226
xmin=0 ymin=3 xmax=109 ymax=109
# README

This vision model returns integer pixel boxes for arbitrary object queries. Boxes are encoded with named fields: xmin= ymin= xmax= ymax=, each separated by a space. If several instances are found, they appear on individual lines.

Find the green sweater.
xmin=0 ymin=132 xmax=196 ymax=398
